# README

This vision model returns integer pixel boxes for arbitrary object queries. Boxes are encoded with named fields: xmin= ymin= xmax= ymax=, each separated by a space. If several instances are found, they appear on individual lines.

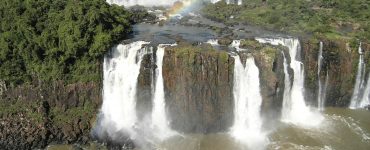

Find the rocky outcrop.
xmin=252 ymin=44 xmax=287 ymax=119
xmin=162 ymin=43 xmax=234 ymax=133
xmin=0 ymin=82 xmax=101 ymax=149
xmin=136 ymin=53 xmax=155 ymax=120
xmin=303 ymin=38 xmax=370 ymax=107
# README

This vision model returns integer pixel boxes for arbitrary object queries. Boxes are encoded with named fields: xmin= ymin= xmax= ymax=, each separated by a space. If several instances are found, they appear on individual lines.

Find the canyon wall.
xmin=0 ymin=82 xmax=102 ymax=149
xmin=162 ymin=44 xmax=234 ymax=133
xmin=303 ymin=38 xmax=370 ymax=107
xmin=1 ymin=38 xmax=369 ymax=148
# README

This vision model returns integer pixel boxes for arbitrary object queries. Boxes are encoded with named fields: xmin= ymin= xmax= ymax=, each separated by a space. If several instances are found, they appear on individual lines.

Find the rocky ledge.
xmin=0 ymin=82 xmax=101 ymax=149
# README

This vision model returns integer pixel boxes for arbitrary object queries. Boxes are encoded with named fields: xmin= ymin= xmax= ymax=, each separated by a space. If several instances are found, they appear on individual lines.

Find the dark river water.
xmin=47 ymin=108 xmax=370 ymax=150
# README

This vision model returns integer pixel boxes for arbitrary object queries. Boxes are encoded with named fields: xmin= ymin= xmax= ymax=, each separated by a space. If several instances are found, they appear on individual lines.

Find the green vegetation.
xmin=0 ymin=100 xmax=44 ymax=123
xmin=168 ymin=43 xmax=230 ymax=66
xmin=50 ymin=102 xmax=95 ymax=125
xmin=203 ymin=0 xmax=370 ymax=40
xmin=0 ymin=0 xmax=132 ymax=86
xmin=240 ymin=39 xmax=264 ymax=50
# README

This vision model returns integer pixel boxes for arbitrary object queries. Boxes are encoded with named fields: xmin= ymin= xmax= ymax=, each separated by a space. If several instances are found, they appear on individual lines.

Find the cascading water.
xmin=98 ymin=41 xmax=150 ymax=138
xmin=350 ymin=43 xmax=367 ymax=109
xmin=317 ymin=42 xmax=327 ymax=111
xmin=281 ymin=52 xmax=292 ymax=121
xmin=206 ymin=39 xmax=219 ymax=46
xmin=359 ymin=74 xmax=370 ymax=108
xmin=95 ymin=41 xmax=179 ymax=148
xmin=151 ymin=44 xmax=177 ymax=140
xmin=231 ymin=55 xmax=267 ymax=149
xmin=256 ymin=37 xmax=323 ymax=127
xmin=322 ymin=72 xmax=329 ymax=109
xmin=230 ymin=40 xmax=246 ymax=51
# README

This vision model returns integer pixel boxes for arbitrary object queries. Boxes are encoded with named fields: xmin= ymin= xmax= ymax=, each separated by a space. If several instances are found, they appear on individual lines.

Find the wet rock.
xmin=162 ymin=43 xmax=234 ymax=133
xmin=217 ymin=38 xmax=233 ymax=46
xmin=0 ymin=82 xmax=101 ymax=149
xmin=302 ymin=38 xmax=370 ymax=107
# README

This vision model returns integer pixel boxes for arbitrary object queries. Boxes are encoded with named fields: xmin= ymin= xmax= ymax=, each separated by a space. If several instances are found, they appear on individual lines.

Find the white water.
xmin=317 ymin=42 xmax=327 ymax=111
xmin=230 ymin=40 xmax=241 ymax=48
xmin=256 ymin=37 xmax=323 ymax=127
xmin=151 ymin=44 xmax=177 ymax=140
xmin=359 ymin=74 xmax=370 ymax=108
xmin=100 ymin=41 xmax=150 ymax=137
xmin=350 ymin=43 xmax=368 ymax=109
xmin=231 ymin=55 xmax=267 ymax=149
xmin=322 ymin=72 xmax=329 ymax=109
xmin=206 ymin=39 xmax=219 ymax=46
xmin=281 ymin=52 xmax=292 ymax=123
xmin=230 ymin=40 xmax=247 ymax=51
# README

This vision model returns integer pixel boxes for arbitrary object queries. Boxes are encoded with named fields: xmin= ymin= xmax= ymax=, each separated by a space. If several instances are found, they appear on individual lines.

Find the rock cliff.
xmin=1 ymin=38 xmax=369 ymax=149
xmin=303 ymin=38 xmax=370 ymax=107
xmin=162 ymin=43 xmax=234 ymax=133
xmin=0 ymin=82 xmax=101 ymax=149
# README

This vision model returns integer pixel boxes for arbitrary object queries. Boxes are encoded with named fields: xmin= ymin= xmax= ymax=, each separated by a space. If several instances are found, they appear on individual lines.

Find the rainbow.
xmin=167 ymin=0 xmax=200 ymax=17
xmin=106 ymin=0 xmax=224 ymax=20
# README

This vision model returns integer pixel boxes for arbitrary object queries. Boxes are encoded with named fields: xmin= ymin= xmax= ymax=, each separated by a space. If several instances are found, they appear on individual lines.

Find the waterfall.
xmin=231 ymin=55 xmax=267 ymax=149
xmin=95 ymin=41 xmax=179 ymax=147
xmin=317 ymin=42 xmax=327 ymax=111
xmin=322 ymin=72 xmax=329 ymax=109
xmin=100 ymin=41 xmax=150 ymax=137
xmin=237 ymin=0 xmax=242 ymax=5
xmin=360 ymin=74 xmax=370 ymax=108
xmin=206 ymin=39 xmax=219 ymax=46
xmin=350 ymin=43 xmax=369 ymax=109
xmin=151 ymin=44 xmax=177 ymax=140
xmin=230 ymin=40 xmax=241 ymax=47
xmin=281 ymin=52 xmax=292 ymax=121
xmin=230 ymin=40 xmax=246 ymax=51
xmin=256 ymin=37 xmax=323 ymax=127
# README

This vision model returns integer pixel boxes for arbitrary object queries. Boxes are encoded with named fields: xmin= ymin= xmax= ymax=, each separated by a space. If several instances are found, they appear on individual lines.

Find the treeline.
xmin=0 ymin=0 xmax=132 ymax=86
xmin=202 ymin=0 xmax=370 ymax=40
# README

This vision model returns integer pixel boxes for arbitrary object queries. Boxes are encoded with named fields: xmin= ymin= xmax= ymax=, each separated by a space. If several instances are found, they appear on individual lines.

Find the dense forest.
xmin=0 ymin=0 xmax=131 ymax=86
xmin=2 ymin=0 xmax=369 ymax=86
xmin=203 ymin=0 xmax=370 ymax=41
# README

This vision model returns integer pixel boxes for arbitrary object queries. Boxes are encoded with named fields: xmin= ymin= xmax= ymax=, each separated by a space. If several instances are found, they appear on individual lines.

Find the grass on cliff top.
xmin=202 ymin=0 xmax=370 ymax=41
xmin=167 ymin=43 xmax=230 ymax=64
